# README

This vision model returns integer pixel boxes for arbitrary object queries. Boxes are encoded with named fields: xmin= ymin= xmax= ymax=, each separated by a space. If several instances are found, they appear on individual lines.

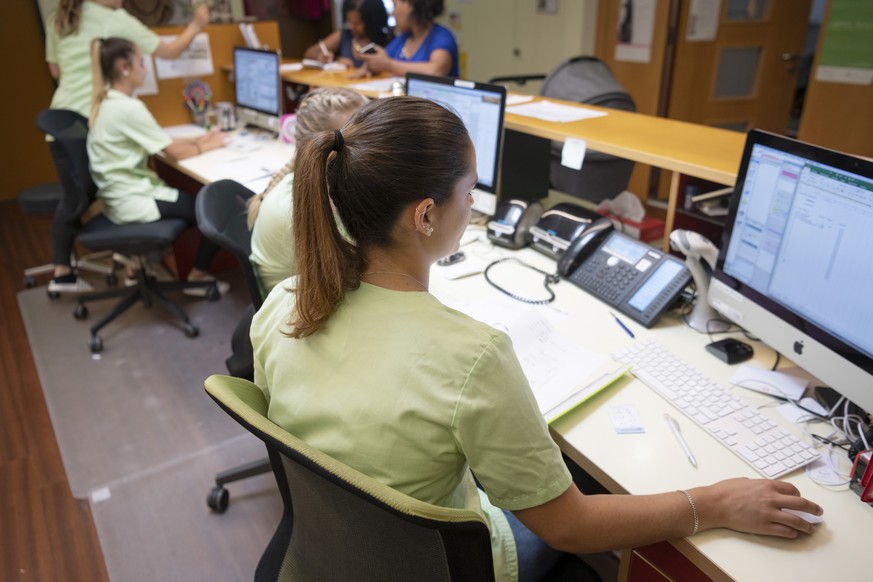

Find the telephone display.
xmin=564 ymin=231 xmax=691 ymax=328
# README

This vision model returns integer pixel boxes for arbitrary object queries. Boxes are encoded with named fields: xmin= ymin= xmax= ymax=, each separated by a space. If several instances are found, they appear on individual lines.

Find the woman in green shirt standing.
xmin=46 ymin=0 xmax=209 ymax=292
xmin=250 ymin=97 xmax=823 ymax=582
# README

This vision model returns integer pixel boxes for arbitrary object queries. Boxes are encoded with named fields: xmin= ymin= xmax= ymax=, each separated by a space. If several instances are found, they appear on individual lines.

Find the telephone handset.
xmin=557 ymin=217 xmax=615 ymax=276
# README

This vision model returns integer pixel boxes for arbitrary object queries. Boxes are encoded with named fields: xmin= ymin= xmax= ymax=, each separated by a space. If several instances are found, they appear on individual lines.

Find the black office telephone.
xmin=559 ymin=221 xmax=692 ymax=328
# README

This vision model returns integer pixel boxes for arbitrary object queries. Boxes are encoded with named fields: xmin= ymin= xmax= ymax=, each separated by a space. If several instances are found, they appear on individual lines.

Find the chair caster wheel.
xmin=106 ymin=272 xmax=118 ymax=286
xmin=74 ymin=303 xmax=88 ymax=319
xmin=184 ymin=323 xmax=199 ymax=338
xmin=207 ymin=486 xmax=229 ymax=513
xmin=89 ymin=335 xmax=103 ymax=353
xmin=47 ymin=290 xmax=60 ymax=300
xmin=206 ymin=284 xmax=221 ymax=302
xmin=25 ymin=275 xmax=37 ymax=288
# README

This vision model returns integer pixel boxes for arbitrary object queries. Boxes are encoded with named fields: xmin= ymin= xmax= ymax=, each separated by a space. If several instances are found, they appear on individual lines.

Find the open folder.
xmin=436 ymin=293 xmax=629 ymax=424
xmin=505 ymin=309 xmax=630 ymax=423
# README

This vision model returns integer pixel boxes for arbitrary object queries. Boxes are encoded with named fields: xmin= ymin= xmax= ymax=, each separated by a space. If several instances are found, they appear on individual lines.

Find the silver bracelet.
xmin=678 ymin=489 xmax=699 ymax=536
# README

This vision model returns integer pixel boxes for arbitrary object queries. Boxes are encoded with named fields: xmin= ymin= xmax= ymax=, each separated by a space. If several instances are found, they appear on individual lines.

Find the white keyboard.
xmin=612 ymin=340 xmax=820 ymax=479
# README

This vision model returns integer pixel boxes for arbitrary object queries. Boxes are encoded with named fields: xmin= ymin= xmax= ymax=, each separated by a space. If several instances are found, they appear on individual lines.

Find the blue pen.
xmin=609 ymin=311 xmax=635 ymax=339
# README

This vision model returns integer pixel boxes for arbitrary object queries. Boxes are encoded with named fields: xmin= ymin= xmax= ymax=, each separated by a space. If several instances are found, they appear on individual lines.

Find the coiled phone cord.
xmin=483 ymin=257 xmax=560 ymax=305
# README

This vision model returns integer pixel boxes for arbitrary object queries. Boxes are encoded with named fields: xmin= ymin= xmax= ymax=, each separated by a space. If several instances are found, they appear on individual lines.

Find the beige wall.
xmin=441 ymin=0 xmax=597 ymax=84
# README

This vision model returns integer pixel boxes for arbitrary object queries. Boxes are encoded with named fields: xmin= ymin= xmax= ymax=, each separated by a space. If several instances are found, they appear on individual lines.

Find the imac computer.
xmin=709 ymin=129 xmax=873 ymax=415
xmin=405 ymin=73 xmax=506 ymax=216
xmin=233 ymin=47 xmax=281 ymax=132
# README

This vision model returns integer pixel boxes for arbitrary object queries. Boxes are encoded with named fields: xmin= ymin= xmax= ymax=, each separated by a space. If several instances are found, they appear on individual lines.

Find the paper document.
xmin=506 ymin=310 xmax=629 ymax=422
xmin=507 ymin=101 xmax=608 ymax=123
xmin=730 ymin=365 xmax=807 ymax=401
xmin=349 ymin=77 xmax=404 ymax=93
xmin=155 ymin=33 xmax=213 ymax=79
xmin=506 ymin=94 xmax=535 ymax=106
xmin=433 ymin=296 xmax=628 ymax=423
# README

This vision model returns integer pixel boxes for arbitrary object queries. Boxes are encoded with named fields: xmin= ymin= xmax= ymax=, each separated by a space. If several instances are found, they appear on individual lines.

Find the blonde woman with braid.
xmin=248 ymin=87 xmax=368 ymax=294
xmin=250 ymin=97 xmax=822 ymax=582
xmin=87 ymin=38 xmax=229 ymax=294
xmin=46 ymin=0 xmax=209 ymax=292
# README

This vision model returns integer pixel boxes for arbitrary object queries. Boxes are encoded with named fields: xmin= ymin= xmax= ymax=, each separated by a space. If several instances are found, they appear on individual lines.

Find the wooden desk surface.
xmin=429 ymin=236 xmax=864 ymax=582
xmin=504 ymin=97 xmax=744 ymax=187
xmin=280 ymin=66 xmax=744 ymax=186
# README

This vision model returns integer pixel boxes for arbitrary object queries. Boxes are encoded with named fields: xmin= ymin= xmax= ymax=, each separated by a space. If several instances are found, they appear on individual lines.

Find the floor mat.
xmin=17 ymin=273 xmax=251 ymax=499
xmin=90 ymin=434 xmax=281 ymax=582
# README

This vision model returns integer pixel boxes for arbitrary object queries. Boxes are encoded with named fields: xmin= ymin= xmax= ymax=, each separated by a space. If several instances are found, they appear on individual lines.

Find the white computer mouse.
xmin=782 ymin=508 xmax=824 ymax=524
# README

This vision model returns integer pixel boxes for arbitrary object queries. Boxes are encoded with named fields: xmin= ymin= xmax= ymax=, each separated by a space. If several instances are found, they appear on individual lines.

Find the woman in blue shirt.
xmin=358 ymin=0 xmax=459 ymax=77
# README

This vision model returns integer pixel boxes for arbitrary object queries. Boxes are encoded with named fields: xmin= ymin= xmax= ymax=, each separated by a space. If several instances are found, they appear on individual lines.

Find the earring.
xmin=424 ymin=225 xmax=434 ymax=236
xmin=123 ymin=70 xmax=130 ymax=77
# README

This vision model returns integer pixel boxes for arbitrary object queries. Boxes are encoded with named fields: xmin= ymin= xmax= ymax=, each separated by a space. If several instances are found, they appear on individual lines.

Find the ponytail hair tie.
xmin=333 ymin=129 xmax=344 ymax=152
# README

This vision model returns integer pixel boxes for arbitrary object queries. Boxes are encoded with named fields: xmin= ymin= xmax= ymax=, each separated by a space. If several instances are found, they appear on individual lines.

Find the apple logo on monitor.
xmin=794 ymin=340 xmax=804 ymax=355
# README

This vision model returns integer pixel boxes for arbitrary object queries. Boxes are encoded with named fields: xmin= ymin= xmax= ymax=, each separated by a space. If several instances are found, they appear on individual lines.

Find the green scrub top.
xmin=251 ymin=281 xmax=573 ymax=582
xmin=250 ymin=174 xmax=295 ymax=295
xmin=87 ymin=90 xmax=177 ymax=224
xmin=46 ymin=2 xmax=160 ymax=117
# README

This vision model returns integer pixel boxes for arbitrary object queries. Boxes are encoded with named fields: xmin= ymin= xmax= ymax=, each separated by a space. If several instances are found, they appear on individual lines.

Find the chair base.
xmin=207 ymin=456 xmax=272 ymax=513
xmin=24 ymin=251 xmax=117 ymax=291
xmin=73 ymin=262 xmax=218 ymax=353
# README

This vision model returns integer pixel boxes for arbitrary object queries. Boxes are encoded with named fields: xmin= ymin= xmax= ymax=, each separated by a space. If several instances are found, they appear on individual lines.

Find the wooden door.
xmin=798 ymin=0 xmax=873 ymax=158
xmin=668 ymin=0 xmax=812 ymax=134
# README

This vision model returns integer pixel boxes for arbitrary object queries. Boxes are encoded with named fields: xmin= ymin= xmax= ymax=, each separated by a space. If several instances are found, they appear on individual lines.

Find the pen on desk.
xmin=608 ymin=310 xmax=635 ymax=339
xmin=665 ymin=413 xmax=697 ymax=467
xmin=318 ymin=40 xmax=330 ymax=59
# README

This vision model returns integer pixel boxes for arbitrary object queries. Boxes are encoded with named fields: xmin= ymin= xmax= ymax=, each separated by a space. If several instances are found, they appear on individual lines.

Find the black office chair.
xmin=36 ymin=108 xmax=218 ymax=352
xmin=491 ymin=56 xmax=637 ymax=203
xmin=195 ymin=179 xmax=273 ymax=512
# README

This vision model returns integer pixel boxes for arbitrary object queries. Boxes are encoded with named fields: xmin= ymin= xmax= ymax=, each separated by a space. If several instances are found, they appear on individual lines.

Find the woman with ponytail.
xmin=46 ymin=0 xmax=209 ymax=292
xmin=47 ymin=0 xmax=210 ymax=118
xmin=249 ymin=97 xmax=822 ymax=582
xmin=87 ymin=37 xmax=229 ymax=294
xmin=247 ymin=87 xmax=368 ymax=295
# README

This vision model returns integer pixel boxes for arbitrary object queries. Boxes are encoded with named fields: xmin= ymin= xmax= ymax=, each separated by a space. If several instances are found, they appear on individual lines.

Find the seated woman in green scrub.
xmin=87 ymin=38 xmax=229 ymax=294
xmin=46 ymin=0 xmax=210 ymax=293
xmin=247 ymin=87 xmax=369 ymax=295
xmin=250 ymin=97 xmax=823 ymax=582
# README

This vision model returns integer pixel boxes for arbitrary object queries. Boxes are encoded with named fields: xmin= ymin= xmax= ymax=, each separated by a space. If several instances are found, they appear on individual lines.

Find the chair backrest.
xmin=36 ymin=109 xmax=97 ymax=226
xmin=204 ymin=374 xmax=496 ymax=582
xmin=195 ymin=180 xmax=264 ymax=310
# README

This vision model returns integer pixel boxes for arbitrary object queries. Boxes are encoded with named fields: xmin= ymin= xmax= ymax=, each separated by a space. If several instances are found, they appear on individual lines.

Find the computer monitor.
xmin=233 ymin=47 xmax=281 ymax=132
xmin=405 ymin=73 xmax=506 ymax=216
xmin=709 ymin=129 xmax=873 ymax=415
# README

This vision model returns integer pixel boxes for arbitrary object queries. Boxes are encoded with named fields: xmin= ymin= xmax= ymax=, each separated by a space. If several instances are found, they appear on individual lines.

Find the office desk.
xmin=280 ymin=67 xmax=746 ymax=249
xmin=153 ymin=126 xmax=294 ymax=275
xmin=428 ymin=236 xmax=864 ymax=581
xmin=157 ymin=126 xmax=295 ymax=193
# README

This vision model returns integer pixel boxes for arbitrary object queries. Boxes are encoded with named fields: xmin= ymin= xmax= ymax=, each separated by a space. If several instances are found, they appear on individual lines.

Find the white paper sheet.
xmin=155 ymin=33 xmax=214 ymax=79
xmin=506 ymin=100 xmax=608 ymax=123
xmin=349 ymin=77 xmax=404 ymax=93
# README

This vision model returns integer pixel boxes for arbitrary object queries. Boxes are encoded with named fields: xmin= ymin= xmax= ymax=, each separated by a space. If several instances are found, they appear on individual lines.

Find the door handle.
xmin=780 ymin=52 xmax=801 ymax=73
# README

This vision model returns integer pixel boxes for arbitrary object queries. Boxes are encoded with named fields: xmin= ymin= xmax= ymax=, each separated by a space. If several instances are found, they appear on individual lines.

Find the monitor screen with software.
xmin=233 ymin=47 xmax=281 ymax=132
xmin=405 ymin=73 xmax=506 ymax=216
xmin=709 ymin=129 xmax=873 ymax=415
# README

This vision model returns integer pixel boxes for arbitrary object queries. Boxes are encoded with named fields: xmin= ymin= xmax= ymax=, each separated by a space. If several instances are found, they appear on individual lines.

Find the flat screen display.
xmin=710 ymin=129 xmax=873 ymax=414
